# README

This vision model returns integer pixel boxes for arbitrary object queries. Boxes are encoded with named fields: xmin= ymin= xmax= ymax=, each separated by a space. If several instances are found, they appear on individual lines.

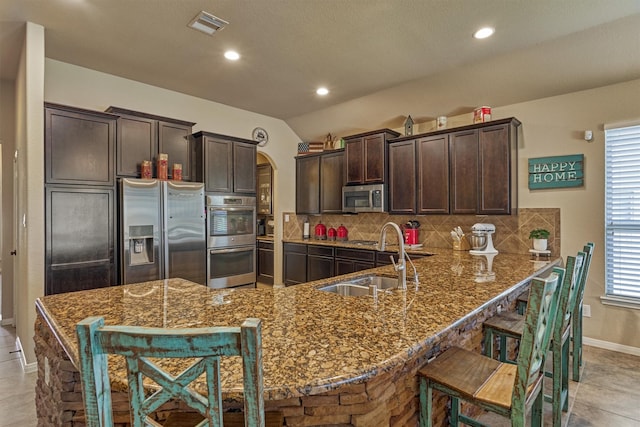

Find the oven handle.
xmin=209 ymin=247 xmax=255 ymax=255
xmin=208 ymin=207 xmax=256 ymax=212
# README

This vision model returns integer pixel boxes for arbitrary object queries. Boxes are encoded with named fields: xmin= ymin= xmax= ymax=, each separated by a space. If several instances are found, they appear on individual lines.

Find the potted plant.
xmin=529 ymin=228 xmax=550 ymax=251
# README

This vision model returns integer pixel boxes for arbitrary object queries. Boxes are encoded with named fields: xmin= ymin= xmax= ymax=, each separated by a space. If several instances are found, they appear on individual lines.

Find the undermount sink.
xmin=317 ymin=275 xmax=400 ymax=296
xmin=343 ymin=275 xmax=400 ymax=289
xmin=318 ymin=283 xmax=371 ymax=296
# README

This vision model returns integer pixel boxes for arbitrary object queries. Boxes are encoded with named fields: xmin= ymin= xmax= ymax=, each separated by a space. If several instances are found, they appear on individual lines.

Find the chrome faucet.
xmin=378 ymin=222 xmax=407 ymax=290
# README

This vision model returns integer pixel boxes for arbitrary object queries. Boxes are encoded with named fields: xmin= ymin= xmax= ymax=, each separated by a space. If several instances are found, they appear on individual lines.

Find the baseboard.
xmin=15 ymin=336 xmax=38 ymax=373
xmin=1 ymin=317 xmax=15 ymax=326
xmin=584 ymin=336 xmax=640 ymax=357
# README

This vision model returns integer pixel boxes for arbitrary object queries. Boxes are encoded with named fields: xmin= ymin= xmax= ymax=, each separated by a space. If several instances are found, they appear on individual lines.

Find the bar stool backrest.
xmin=558 ymin=254 xmax=585 ymax=333
xmin=76 ymin=316 xmax=265 ymax=427
xmin=513 ymin=270 xmax=563 ymax=406
xmin=574 ymin=243 xmax=595 ymax=310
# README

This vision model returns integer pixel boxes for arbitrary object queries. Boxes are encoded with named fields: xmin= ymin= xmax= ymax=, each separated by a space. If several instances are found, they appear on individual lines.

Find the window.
xmin=604 ymin=124 xmax=640 ymax=307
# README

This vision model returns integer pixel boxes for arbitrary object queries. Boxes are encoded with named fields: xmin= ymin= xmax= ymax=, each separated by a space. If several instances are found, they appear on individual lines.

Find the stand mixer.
xmin=469 ymin=223 xmax=498 ymax=255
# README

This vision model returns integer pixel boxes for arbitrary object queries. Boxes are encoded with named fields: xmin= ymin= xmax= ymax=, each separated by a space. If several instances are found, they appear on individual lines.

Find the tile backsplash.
xmin=282 ymin=208 xmax=560 ymax=255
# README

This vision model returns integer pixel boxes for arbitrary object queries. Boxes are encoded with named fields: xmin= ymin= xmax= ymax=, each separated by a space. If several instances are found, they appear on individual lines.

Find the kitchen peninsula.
xmin=34 ymin=250 xmax=559 ymax=427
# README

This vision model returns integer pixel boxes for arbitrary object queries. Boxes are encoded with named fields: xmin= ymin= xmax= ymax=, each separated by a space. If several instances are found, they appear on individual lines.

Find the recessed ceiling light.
xmin=316 ymin=87 xmax=329 ymax=96
xmin=473 ymin=27 xmax=495 ymax=39
xmin=224 ymin=51 xmax=240 ymax=61
xmin=188 ymin=11 xmax=228 ymax=36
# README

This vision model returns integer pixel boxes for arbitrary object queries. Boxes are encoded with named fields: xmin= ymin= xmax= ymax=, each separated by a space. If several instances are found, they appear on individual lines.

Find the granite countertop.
xmin=282 ymin=237 xmax=437 ymax=256
xmin=36 ymin=250 xmax=559 ymax=401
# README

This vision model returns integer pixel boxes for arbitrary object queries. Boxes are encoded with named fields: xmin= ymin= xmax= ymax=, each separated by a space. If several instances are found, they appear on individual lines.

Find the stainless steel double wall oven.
xmin=206 ymin=194 xmax=256 ymax=288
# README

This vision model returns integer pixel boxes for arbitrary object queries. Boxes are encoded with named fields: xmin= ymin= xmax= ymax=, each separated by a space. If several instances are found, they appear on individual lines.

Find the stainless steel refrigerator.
xmin=120 ymin=178 xmax=206 ymax=285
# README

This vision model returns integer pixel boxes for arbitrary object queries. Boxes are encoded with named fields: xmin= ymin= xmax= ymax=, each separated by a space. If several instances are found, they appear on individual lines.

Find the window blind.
xmin=605 ymin=124 xmax=640 ymax=299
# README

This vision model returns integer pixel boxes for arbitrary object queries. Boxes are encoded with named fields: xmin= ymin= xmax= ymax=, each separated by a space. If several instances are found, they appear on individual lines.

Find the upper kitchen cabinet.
xmin=344 ymin=129 xmax=400 ymax=184
xmin=388 ymin=139 xmax=416 ymax=214
xmin=295 ymin=150 xmax=344 ymax=214
xmin=106 ymin=106 xmax=195 ymax=180
xmin=388 ymin=133 xmax=449 ymax=214
xmin=192 ymin=131 xmax=257 ymax=194
xmin=450 ymin=118 xmax=520 ymax=215
xmin=45 ymin=103 xmax=116 ymax=186
xmin=257 ymin=164 xmax=273 ymax=215
xmin=388 ymin=118 xmax=519 ymax=215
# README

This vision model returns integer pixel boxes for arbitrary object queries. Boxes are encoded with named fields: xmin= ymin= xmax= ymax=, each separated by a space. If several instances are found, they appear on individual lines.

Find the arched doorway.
xmin=256 ymin=152 xmax=275 ymax=287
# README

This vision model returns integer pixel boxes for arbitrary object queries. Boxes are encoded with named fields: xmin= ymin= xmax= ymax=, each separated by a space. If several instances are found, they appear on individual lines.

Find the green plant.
xmin=529 ymin=228 xmax=550 ymax=239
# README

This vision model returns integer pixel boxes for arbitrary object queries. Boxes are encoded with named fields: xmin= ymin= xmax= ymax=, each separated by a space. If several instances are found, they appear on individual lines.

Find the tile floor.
xmin=1 ymin=323 xmax=639 ymax=426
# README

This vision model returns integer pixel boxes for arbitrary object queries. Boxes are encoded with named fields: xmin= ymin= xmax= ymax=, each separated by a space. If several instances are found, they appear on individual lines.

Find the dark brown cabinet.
xmin=45 ymin=103 xmax=117 ymax=295
xmin=257 ymin=240 xmax=274 ymax=285
xmin=106 ymin=107 xmax=194 ymax=180
xmin=283 ymin=243 xmax=308 ymax=285
xmin=417 ymin=134 xmax=450 ymax=214
xmin=450 ymin=128 xmax=479 ymax=214
xmin=388 ymin=134 xmax=450 ymax=214
xmin=192 ymin=131 xmax=257 ymax=194
xmin=388 ymin=118 xmax=519 ymax=215
xmin=295 ymin=150 xmax=344 ymax=214
xmin=388 ymin=140 xmax=416 ymax=214
xmin=45 ymin=186 xmax=116 ymax=295
xmin=283 ymin=243 xmax=427 ymax=285
xmin=45 ymin=103 xmax=116 ymax=186
xmin=450 ymin=119 xmax=519 ymax=215
xmin=307 ymin=245 xmax=335 ymax=282
xmin=344 ymin=129 xmax=400 ymax=185
xmin=334 ymin=247 xmax=375 ymax=276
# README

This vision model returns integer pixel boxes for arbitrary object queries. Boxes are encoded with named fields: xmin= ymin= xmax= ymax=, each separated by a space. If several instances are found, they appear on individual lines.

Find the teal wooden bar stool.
xmin=483 ymin=256 xmax=583 ymax=427
xmin=516 ymin=243 xmax=594 ymax=381
xmin=76 ymin=316 xmax=283 ymax=427
xmin=572 ymin=242 xmax=594 ymax=381
xmin=418 ymin=271 xmax=563 ymax=427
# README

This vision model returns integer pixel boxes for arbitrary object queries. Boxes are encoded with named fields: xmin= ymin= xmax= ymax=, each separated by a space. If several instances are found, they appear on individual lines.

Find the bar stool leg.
xmin=451 ymin=396 xmax=460 ymax=426
xmin=572 ymin=303 xmax=583 ymax=381
xmin=419 ymin=376 xmax=433 ymax=427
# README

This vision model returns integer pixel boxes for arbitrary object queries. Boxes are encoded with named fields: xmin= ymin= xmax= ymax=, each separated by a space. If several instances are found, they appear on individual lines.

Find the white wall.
xmin=0 ymin=79 xmax=16 ymax=323
xmin=13 ymin=22 xmax=45 ymax=366
xmin=495 ymin=79 xmax=640 ymax=349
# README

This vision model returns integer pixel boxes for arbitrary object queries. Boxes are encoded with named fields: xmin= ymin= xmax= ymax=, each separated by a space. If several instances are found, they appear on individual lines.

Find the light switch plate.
xmin=583 ymin=304 xmax=591 ymax=317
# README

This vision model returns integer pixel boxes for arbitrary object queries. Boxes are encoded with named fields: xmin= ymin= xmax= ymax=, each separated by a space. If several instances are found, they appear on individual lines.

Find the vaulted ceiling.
xmin=1 ymin=0 xmax=639 ymax=141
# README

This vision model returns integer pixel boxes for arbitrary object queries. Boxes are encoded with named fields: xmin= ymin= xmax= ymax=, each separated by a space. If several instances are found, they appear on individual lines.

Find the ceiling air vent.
xmin=188 ymin=11 xmax=229 ymax=36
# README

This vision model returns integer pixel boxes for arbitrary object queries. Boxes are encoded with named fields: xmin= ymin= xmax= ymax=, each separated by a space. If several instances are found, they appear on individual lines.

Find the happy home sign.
xmin=528 ymin=154 xmax=584 ymax=189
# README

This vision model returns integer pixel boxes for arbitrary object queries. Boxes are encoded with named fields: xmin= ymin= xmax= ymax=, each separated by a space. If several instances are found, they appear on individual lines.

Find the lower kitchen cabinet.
xmin=307 ymin=245 xmax=335 ymax=281
xmin=283 ymin=243 xmax=426 ymax=285
xmin=257 ymin=240 xmax=274 ymax=285
xmin=334 ymin=247 xmax=375 ymax=276
xmin=283 ymin=243 xmax=308 ymax=285
xmin=45 ymin=185 xmax=116 ymax=295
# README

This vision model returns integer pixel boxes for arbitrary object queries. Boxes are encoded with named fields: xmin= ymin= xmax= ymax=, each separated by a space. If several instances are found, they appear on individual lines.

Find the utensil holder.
xmin=453 ymin=236 xmax=471 ymax=251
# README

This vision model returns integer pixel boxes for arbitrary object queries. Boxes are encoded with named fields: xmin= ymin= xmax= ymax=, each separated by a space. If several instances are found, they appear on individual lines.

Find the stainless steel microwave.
xmin=342 ymin=184 xmax=386 ymax=213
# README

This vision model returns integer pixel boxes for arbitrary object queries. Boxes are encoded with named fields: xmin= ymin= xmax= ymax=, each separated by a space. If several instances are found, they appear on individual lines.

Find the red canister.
xmin=473 ymin=106 xmax=492 ymax=123
xmin=327 ymin=227 xmax=337 ymax=241
xmin=314 ymin=223 xmax=327 ymax=240
xmin=337 ymin=224 xmax=348 ymax=241
xmin=172 ymin=163 xmax=182 ymax=181
xmin=140 ymin=160 xmax=152 ymax=179
xmin=157 ymin=153 xmax=168 ymax=180
xmin=404 ymin=228 xmax=419 ymax=245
